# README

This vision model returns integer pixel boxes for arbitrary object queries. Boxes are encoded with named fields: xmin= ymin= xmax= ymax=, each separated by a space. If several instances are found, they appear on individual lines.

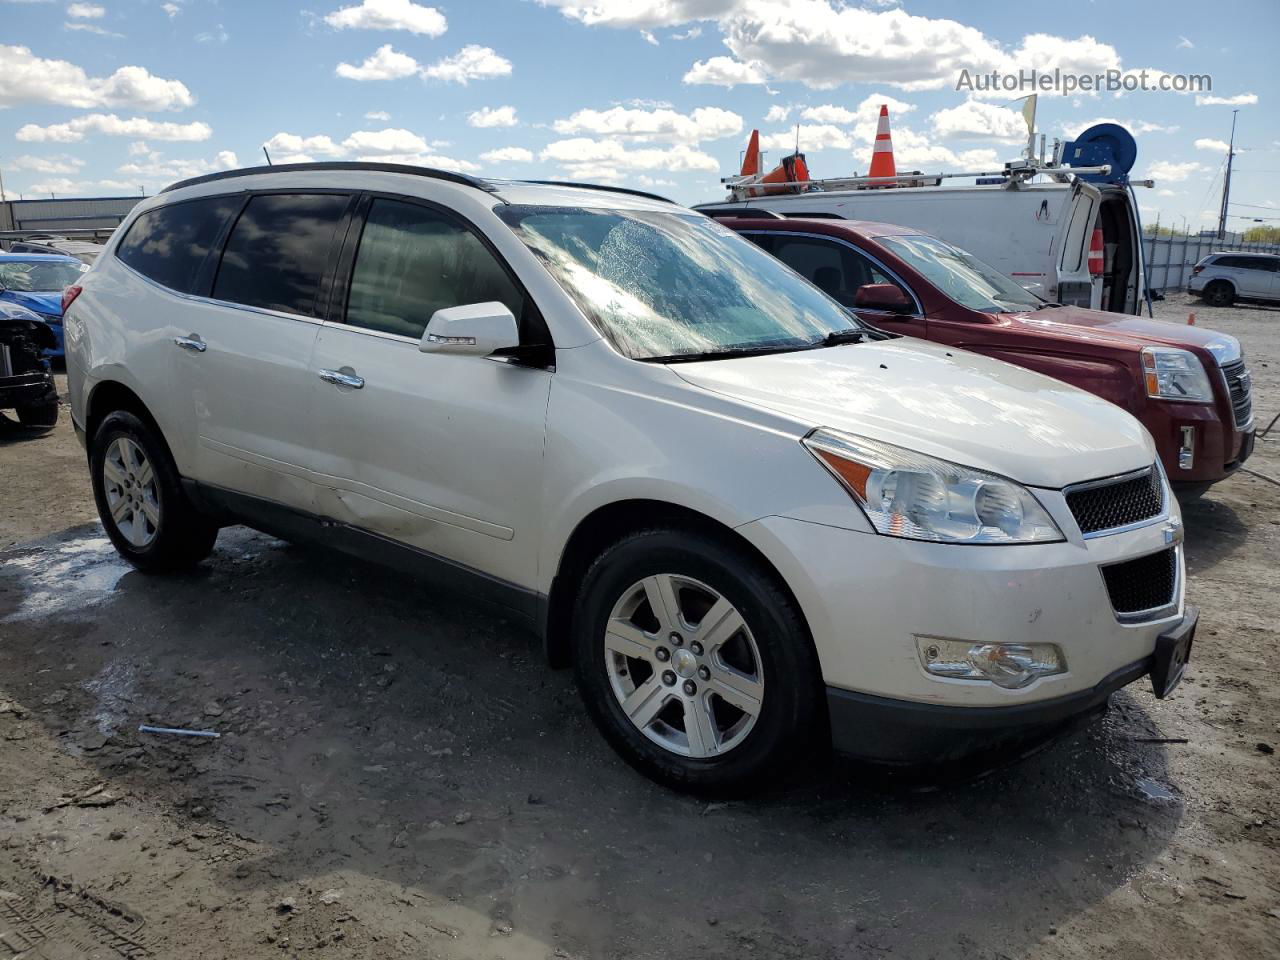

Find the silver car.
xmin=1189 ymin=252 xmax=1280 ymax=306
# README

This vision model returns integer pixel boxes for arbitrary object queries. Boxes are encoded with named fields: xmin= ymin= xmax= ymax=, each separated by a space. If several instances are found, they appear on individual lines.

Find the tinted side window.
xmin=116 ymin=195 xmax=240 ymax=294
xmin=213 ymin=193 xmax=349 ymax=317
xmin=769 ymin=236 xmax=904 ymax=308
xmin=1216 ymin=256 xmax=1267 ymax=271
xmin=345 ymin=198 xmax=523 ymax=340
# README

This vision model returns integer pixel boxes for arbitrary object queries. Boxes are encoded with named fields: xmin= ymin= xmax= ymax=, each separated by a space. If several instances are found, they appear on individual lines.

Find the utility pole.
xmin=1216 ymin=109 xmax=1238 ymax=241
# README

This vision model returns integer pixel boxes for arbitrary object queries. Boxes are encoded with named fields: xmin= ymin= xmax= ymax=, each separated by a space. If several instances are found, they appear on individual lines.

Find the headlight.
xmin=1141 ymin=347 xmax=1213 ymax=402
xmin=803 ymin=429 xmax=1063 ymax=544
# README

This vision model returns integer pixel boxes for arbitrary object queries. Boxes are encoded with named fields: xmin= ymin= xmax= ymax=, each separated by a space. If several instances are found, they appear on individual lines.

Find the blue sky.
xmin=1 ymin=0 xmax=1276 ymax=233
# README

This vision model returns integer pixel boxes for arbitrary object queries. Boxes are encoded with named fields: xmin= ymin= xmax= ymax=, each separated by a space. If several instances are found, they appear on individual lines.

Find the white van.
xmin=698 ymin=178 xmax=1146 ymax=315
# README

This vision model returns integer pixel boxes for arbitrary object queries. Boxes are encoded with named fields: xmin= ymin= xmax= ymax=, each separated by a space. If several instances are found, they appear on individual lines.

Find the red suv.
xmin=718 ymin=214 xmax=1254 ymax=492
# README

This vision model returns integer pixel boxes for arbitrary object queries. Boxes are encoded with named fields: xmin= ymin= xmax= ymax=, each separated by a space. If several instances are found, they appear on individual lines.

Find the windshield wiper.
xmin=638 ymin=342 xmax=816 ymax=364
xmin=821 ymin=328 xmax=874 ymax=346
xmin=1035 ymin=301 xmax=1066 ymax=310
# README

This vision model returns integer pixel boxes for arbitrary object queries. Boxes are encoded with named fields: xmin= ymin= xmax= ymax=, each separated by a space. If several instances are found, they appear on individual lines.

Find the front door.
xmin=306 ymin=195 xmax=552 ymax=591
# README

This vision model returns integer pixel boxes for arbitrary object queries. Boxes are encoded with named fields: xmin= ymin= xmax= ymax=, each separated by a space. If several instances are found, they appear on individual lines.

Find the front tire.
xmin=572 ymin=528 xmax=823 ymax=795
xmin=1202 ymin=281 xmax=1234 ymax=307
xmin=90 ymin=410 xmax=218 ymax=572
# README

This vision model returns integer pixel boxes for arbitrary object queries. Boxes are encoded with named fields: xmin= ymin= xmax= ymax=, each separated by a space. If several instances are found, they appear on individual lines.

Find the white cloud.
xmin=1145 ymin=160 xmax=1206 ymax=182
xmin=161 ymin=2 xmax=179 ymax=16
xmin=336 ymin=44 xmax=419 ymax=80
xmin=760 ymin=124 xmax=851 ymax=151
xmin=352 ymin=151 xmax=479 ymax=172
xmin=364 ymin=110 xmax=391 ymax=121
xmin=764 ymin=104 xmax=791 ymax=123
xmin=67 ymin=2 xmax=104 ymax=17
xmin=536 ymin=0 xmax=737 ymax=29
xmin=552 ymin=105 xmax=741 ymax=142
xmin=27 ymin=177 xmax=138 ymax=195
xmin=672 ymin=26 xmax=700 ymax=40
xmin=1176 ymin=36 xmax=1193 ymax=49
xmin=421 ymin=45 xmax=511 ymax=84
xmin=641 ymin=29 xmax=658 ymax=45
xmin=195 ymin=24 xmax=228 ymax=44
xmin=324 ymin=0 xmax=446 ymax=36
xmin=64 ymin=21 xmax=123 ymax=36
xmin=929 ymin=99 xmax=1026 ymax=142
xmin=480 ymin=146 xmax=534 ymax=164
xmin=682 ymin=56 xmax=764 ymax=87
xmin=541 ymin=137 xmax=719 ymax=178
xmin=800 ymin=94 xmax=914 ymax=126
xmin=467 ymin=105 xmax=517 ymax=128
xmin=1060 ymin=117 xmax=1179 ymax=138
xmin=0 ymin=45 xmax=194 ymax=110
xmin=17 ymin=113 xmax=211 ymax=142
xmin=263 ymin=132 xmax=345 ymax=156
xmin=116 ymin=149 xmax=239 ymax=183
xmin=1195 ymin=93 xmax=1257 ymax=106
xmin=127 ymin=141 xmax=150 ymax=155
xmin=1194 ymin=138 xmax=1230 ymax=152
xmin=342 ymin=127 xmax=430 ymax=154
xmin=8 ymin=153 xmax=85 ymax=173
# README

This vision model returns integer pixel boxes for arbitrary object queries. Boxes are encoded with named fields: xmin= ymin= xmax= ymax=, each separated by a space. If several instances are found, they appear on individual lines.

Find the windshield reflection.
xmin=877 ymin=235 xmax=1042 ymax=314
xmin=498 ymin=206 xmax=862 ymax=360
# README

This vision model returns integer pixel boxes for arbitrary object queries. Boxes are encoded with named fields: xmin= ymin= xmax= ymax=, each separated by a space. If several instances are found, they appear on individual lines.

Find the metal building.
xmin=0 ymin=195 xmax=144 ymax=240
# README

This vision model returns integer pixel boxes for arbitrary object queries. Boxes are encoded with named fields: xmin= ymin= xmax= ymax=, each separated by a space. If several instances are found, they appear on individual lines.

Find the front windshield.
xmin=0 ymin=259 xmax=86 ymax=293
xmin=497 ymin=205 xmax=863 ymax=360
xmin=876 ymin=235 xmax=1041 ymax=313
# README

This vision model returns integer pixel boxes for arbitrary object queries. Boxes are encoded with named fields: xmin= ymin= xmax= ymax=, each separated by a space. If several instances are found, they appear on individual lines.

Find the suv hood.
xmin=0 ymin=291 xmax=63 ymax=319
xmin=672 ymin=338 xmax=1153 ymax=489
xmin=1000 ymin=306 xmax=1240 ymax=363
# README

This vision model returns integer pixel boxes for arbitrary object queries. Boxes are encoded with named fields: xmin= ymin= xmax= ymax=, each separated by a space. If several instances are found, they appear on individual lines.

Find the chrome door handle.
xmin=318 ymin=368 xmax=365 ymax=389
xmin=173 ymin=335 xmax=206 ymax=353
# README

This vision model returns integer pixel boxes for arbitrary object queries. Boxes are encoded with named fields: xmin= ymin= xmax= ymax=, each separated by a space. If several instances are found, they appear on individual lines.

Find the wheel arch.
xmin=540 ymin=498 xmax=811 ymax=670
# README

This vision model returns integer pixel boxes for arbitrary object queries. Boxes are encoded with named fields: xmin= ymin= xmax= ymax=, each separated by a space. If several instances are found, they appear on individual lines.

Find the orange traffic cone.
xmin=740 ymin=129 xmax=761 ymax=177
xmin=868 ymin=104 xmax=897 ymax=183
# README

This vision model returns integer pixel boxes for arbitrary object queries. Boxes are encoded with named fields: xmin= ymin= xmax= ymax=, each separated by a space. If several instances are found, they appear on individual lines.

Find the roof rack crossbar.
xmin=161 ymin=162 xmax=500 ymax=195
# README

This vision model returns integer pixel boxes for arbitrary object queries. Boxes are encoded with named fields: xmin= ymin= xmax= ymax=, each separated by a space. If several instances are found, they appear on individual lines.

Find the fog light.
xmin=916 ymin=637 xmax=1066 ymax=689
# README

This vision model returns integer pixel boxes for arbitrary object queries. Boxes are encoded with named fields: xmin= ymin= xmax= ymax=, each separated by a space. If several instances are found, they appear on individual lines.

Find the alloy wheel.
xmin=603 ymin=574 xmax=764 ymax=758
xmin=102 ymin=437 xmax=161 ymax=548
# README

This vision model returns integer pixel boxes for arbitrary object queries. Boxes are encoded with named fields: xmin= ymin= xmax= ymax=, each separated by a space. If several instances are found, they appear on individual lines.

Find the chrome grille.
xmin=1101 ymin=547 xmax=1177 ymax=617
xmin=1065 ymin=466 xmax=1164 ymax=536
xmin=1220 ymin=359 xmax=1253 ymax=428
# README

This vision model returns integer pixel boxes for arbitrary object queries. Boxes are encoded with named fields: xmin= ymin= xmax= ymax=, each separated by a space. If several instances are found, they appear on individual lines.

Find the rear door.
xmin=305 ymin=193 xmax=553 ymax=591
xmin=186 ymin=190 xmax=354 ymax=510
xmin=1055 ymin=182 xmax=1101 ymax=309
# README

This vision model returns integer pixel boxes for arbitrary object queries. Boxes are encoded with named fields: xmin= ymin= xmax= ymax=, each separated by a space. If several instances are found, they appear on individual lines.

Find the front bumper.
xmin=0 ymin=371 xmax=57 ymax=411
xmin=826 ymin=606 xmax=1197 ymax=763
xmin=1144 ymin=401 xmax=1252 ymax=485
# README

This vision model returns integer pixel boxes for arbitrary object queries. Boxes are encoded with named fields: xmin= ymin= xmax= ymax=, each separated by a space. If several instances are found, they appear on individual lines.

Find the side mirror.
xmin=420 ymin=302 xmax=520 ymax=357
xmin=853 ymin=283 xmax=915 ymax=314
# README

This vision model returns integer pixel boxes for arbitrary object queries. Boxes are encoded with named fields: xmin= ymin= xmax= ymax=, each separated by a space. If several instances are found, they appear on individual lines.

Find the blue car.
xmin=0 ymin=253 xmax=88 ymax=358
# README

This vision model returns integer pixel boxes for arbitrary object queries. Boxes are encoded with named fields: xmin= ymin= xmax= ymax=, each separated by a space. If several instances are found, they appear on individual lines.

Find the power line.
xmin=1230 ymin=201 xmax=1280 ymax=210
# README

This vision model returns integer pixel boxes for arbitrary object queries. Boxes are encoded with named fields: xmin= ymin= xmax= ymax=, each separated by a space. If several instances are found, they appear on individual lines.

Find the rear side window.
xmin=344 ymin=198 xmax=523 ymax=340
xmin=1214 ymin=256 xmax=1272 ymax=271
xmin=116 ymin=195 xmax=240 ymax=294
xmin=213 ymin=193 xmax=349 ymax=317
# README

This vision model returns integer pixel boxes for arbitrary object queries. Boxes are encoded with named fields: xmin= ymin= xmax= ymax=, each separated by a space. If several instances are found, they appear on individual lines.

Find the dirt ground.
xmin=1 ymin=292 xmax=1277 ymax=960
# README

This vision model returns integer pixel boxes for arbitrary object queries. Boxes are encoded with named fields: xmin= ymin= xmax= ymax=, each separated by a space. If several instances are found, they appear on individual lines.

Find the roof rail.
xmin=698 ymin=206 xmax=785 ymax=220
xmin=511 ymin=180 xmax=674 ymax=205
xmin=161 ymin=161 xmax=500 ymax=195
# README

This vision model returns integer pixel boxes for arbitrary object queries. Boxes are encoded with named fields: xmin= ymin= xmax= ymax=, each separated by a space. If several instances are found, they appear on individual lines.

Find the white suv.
xmin=63 ymin=164 xmax=1196 ymax=793
xmin=1190 ymin=252 xmax=1280 ymax=306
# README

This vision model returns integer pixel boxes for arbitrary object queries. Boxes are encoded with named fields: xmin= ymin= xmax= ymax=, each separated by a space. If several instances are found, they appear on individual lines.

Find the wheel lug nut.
xmin=689 ymin=641 xmax=703 ymax=656
xmin=662 ymin=670 xmax=677 ymax=686
xmin=655 ymin=647 xmax=670 ymax=662
xmin=669 ymin=632 xmax=683 ymax=647
xmin=697 ymin=666 xmax=710 ymax=681
xmin=682 ymin=680 xmax=697 ymax=696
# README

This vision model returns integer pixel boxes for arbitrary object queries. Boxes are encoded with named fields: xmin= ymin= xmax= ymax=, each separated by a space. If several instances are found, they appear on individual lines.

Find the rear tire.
xmin=90 ymin=410 xmax=218 ymax=572
xmin=15 ymin=400 xmax=58 ymax=434
xmin=1202 ymin=281 xmax=1234 ymax=307
xmin=572 ymin=527 xmax=823 ymax=796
